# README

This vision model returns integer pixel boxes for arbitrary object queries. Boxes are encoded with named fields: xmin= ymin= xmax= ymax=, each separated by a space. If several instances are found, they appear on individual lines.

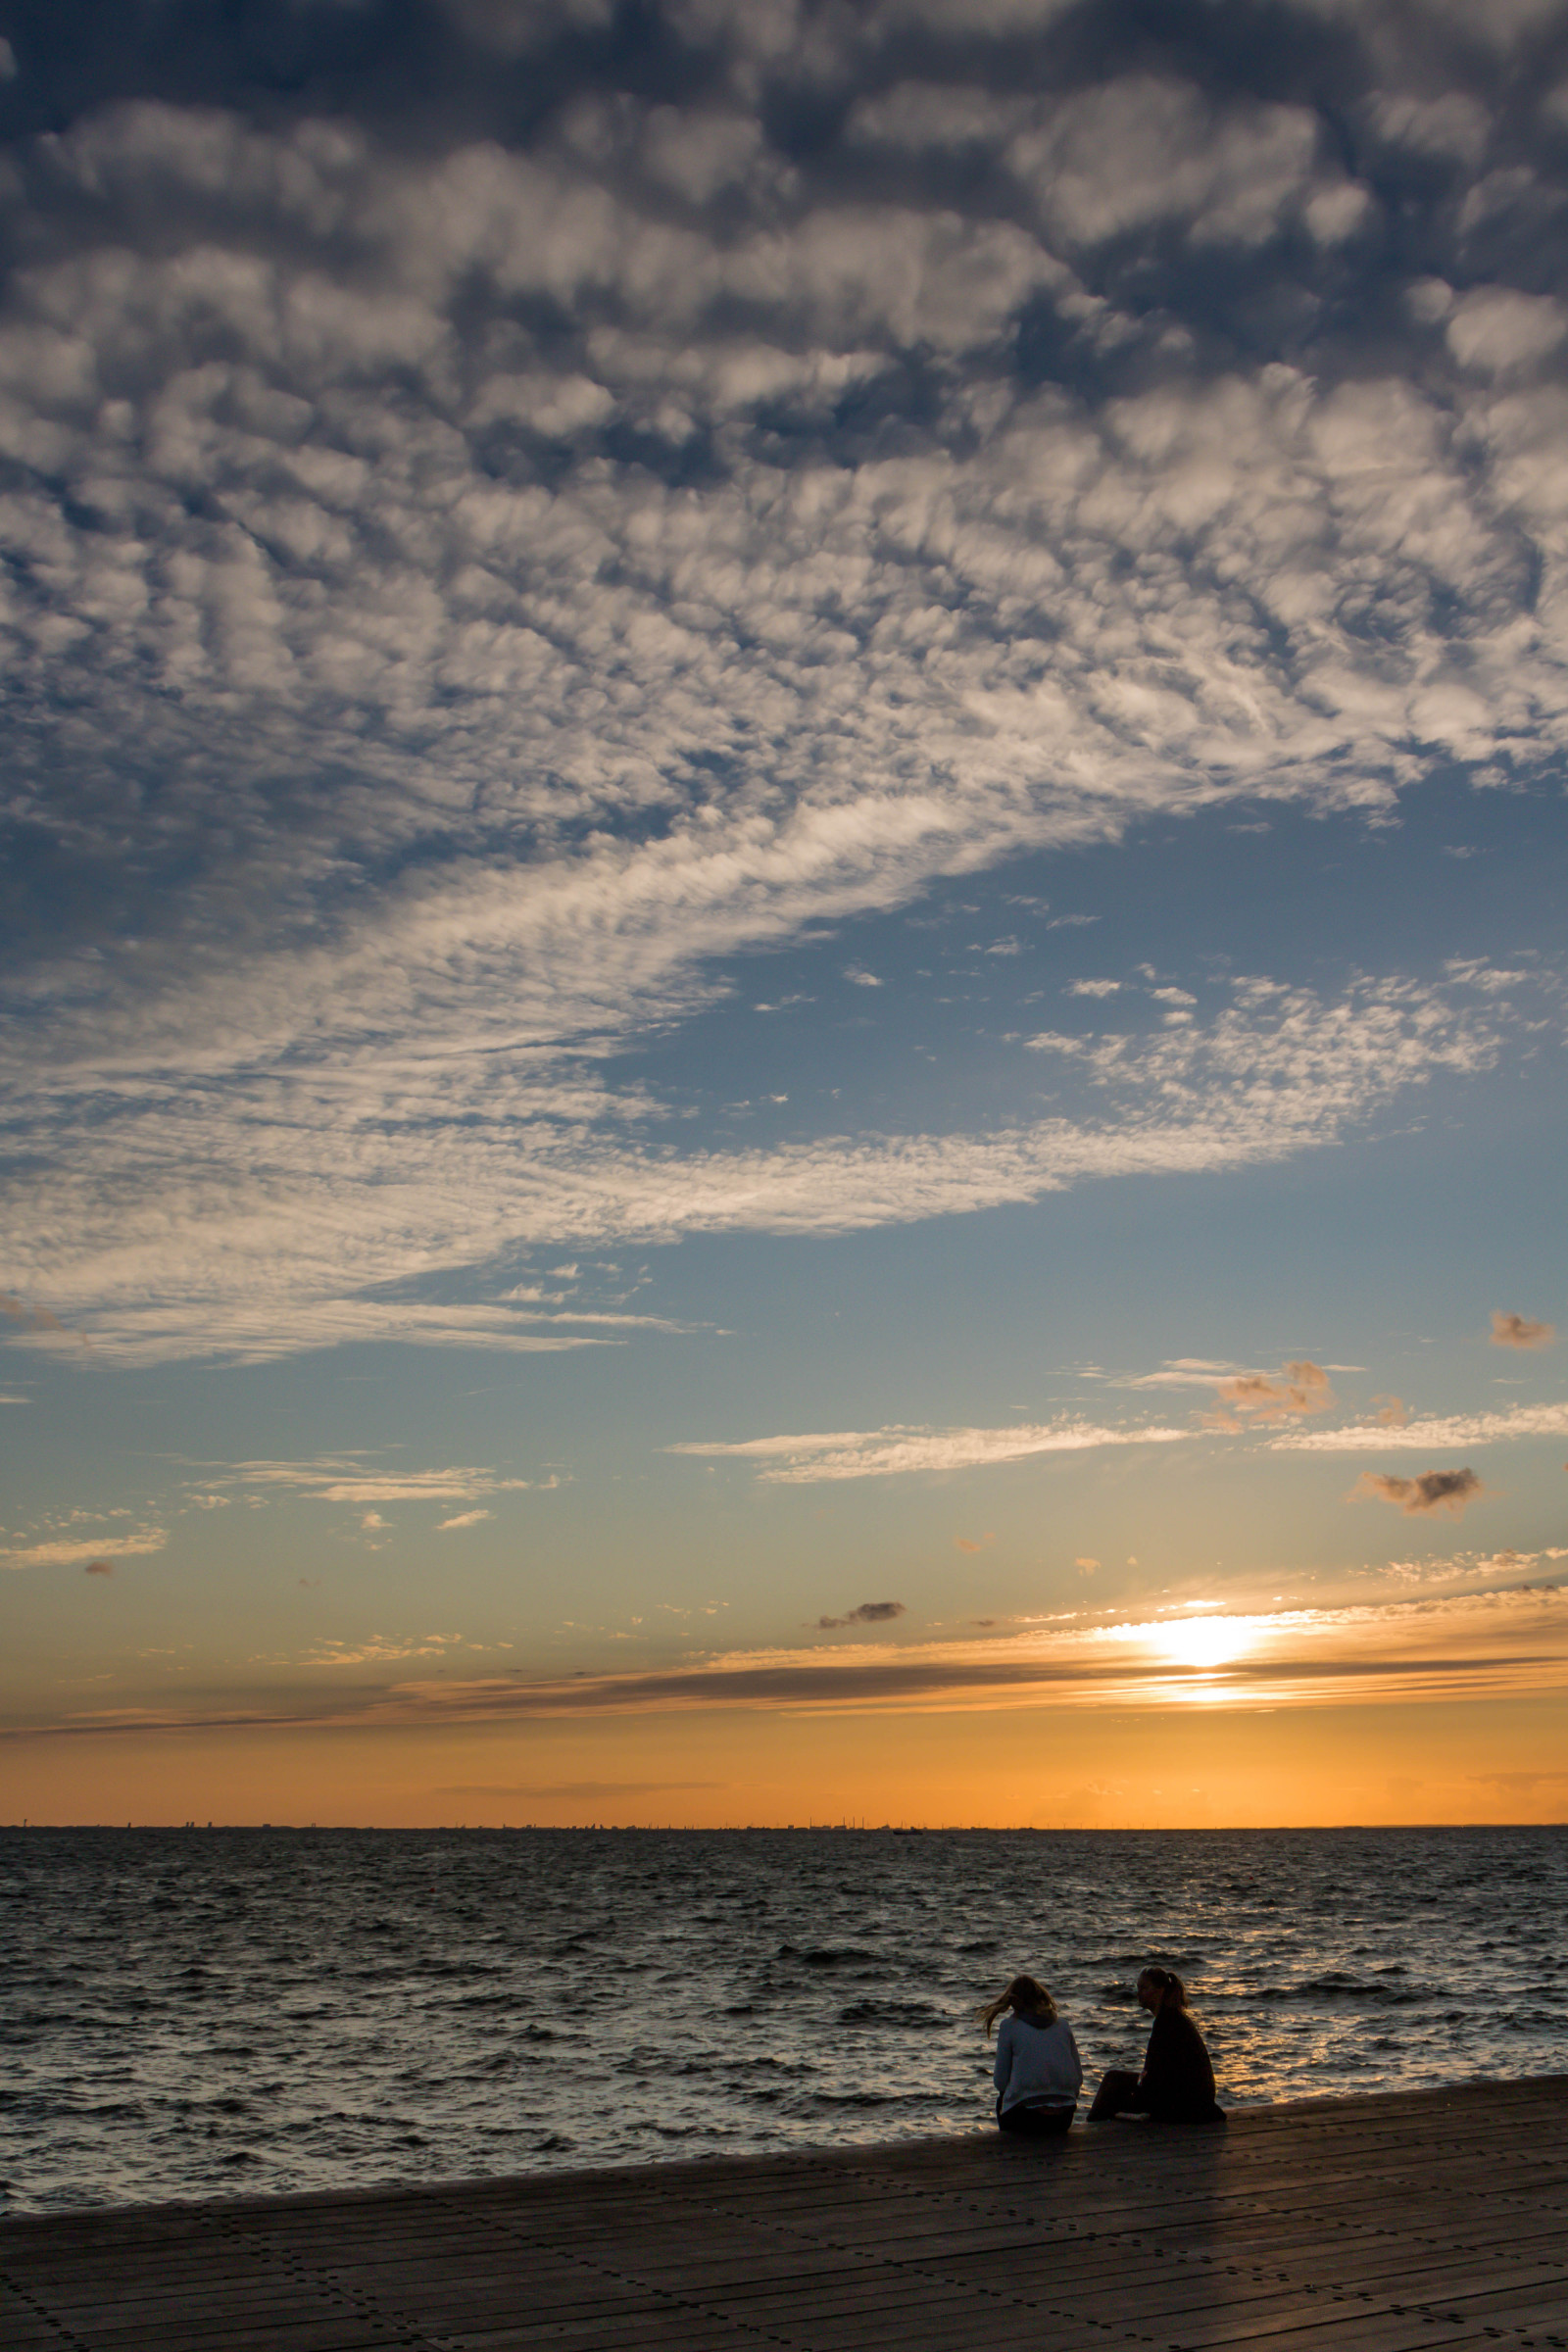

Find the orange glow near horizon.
xmin=4 ymin=1684 xmax=1567 ymax=1831
xmin=7 ymin=1583 xmax=1567 ymax=1829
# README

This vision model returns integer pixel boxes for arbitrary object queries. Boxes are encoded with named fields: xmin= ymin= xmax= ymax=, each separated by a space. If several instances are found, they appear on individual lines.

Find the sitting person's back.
xmin=977 ymin=1974 xmax=1083 ymax=2136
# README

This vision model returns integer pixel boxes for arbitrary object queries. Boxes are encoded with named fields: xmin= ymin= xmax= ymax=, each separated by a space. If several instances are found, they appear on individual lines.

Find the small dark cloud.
xmin=83 ymin=1559 xmax=114 ymax=1576
xmin=1356 ymin=1467 xmax=1484 ymax=1517
xmin=1491 ymin=1310 xmax=1556 ymax=1349
xmin=814 ymin=1599 xmax=906 ymax=1629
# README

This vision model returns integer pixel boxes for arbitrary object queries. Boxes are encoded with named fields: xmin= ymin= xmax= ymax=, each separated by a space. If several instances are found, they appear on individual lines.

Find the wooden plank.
xmin=6 ymin=2079 xmax=1568 ymax=2352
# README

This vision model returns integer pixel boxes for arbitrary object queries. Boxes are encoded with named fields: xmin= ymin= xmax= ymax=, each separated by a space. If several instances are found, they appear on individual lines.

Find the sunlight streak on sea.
xmin=2 ymin=1826 xmax=1563 ymax=2212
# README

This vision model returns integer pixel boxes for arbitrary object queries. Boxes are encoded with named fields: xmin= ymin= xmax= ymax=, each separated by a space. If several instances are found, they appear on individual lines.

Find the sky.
xmin=2 ymin=0 xmax=1567 ymax=1829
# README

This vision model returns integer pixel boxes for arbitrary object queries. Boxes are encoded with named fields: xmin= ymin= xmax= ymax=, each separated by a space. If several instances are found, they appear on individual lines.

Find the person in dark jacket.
xmin=1087 ymin=1966 xmax=1225 ymax=2124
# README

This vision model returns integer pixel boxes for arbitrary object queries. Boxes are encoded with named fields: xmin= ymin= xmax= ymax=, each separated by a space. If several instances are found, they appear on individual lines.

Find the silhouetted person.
xmin=976 ymin=1973 xmax=1083 ymax=2135
xmin=1088 ymin=1966 xmax=1225 ymax=2125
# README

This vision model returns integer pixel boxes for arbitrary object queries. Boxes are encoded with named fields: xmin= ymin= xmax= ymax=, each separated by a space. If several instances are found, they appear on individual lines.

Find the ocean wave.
xmin=3 ymin=1825 xmax=1565 ymax=2212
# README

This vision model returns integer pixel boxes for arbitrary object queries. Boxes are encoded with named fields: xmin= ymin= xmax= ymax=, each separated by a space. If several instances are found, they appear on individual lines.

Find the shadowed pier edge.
xmin=4 ymin=2077 xmax=1566 ymax=2351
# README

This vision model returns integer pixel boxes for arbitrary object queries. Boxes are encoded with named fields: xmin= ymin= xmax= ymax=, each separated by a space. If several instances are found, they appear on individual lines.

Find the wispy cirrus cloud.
xmin=1274 ymin=1402 xmax=1568 ymax=1450
xmin=668 ymin=1417 xmax=1192 ymax=1483
xmin=300 ymin=1632 xmax=482 ymax=1669
xmin=302 ymin=1581 xmax=1568 ymax=1720
xmin=1120 ymin=1357 xmax=1252 ymax=1390
xmin=0 ymin=1527 xmax=168 ymax=1571
xmin=231 ymin=1459 xmax=551 ymax=1506
xmin=3 ymin=966 xmax=1522 ymax=1365
xmin=12 ymin=1583 xmax=1567 ymax=1739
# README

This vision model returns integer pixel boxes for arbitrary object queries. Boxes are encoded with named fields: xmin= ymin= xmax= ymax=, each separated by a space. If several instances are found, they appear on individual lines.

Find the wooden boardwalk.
xmin=3 ymin=2078 xmax=1565 ymax=2352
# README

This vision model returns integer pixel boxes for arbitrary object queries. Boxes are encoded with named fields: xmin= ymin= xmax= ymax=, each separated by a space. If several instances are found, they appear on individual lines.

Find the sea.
xmin=2 ymin=1825 xmax=1564 ymax=2214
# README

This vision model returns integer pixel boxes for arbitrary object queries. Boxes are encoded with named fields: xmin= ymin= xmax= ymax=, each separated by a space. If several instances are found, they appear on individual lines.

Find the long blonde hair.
xmin=975 ymin=1974 xmax=1057 ymax=2035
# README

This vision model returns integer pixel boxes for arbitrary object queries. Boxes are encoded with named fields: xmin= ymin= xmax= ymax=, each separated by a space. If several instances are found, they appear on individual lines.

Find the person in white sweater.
xmin=976 ymin=1974 xmax=1084 ymax=2136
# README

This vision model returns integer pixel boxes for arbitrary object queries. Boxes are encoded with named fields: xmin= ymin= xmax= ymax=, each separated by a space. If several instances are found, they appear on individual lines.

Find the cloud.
xmin=1076 ymin=1556 xmax=1100 ymax=1573
xmin=217 ymin=1457 xmax=541 ymax=1505
xmin=1212 ymin=1359 xmax=1335 ymax=1425
xmin=437 ymin=1507 xmax=493 ymax=1530
xmin=1376 ymin=1544 xmax=1568 ymax=1587
xmin=6 ymin=969 xmax=1519 ymax=1364
xmin=1491 ymin=1310 xmax=1556 ymax=1349
xmin=302 ymin=1632 xmax=476 ymax=1667
xmin=83 ymin=1560 xmax=115 ymax=1577
xmin=670 ymin=1417 xmax=1193 ymax=1482
xmin=1355 ymin=1467 xmax=1485 ymax=1517
xmin=813 ymin=1600 xmax=907 ymax=1628
xmin=1276 ymin=1402 xmax=1568 ymax=1450
xmin=954 ymin=1533 xmax=994 ymax=1552
xmin=16 ymin=1582 xmax=1568 ymax=1740
xmin=0 ymin=1292 xmax=65 ymax=1332
xmin=3 ymin=16 xmax=1568 ymax=1368
xmin=1446 ymin=290 xmax=1568 ymax=375
xmin=0 ymin=1293 xmax=85 ymax=1348
xmin=1 ymin=1528 xmax=168 ymax=1571
xmin=1125 ymin=1354 xmax=1337 ymax=1422
xmin=1123 ymin=1358 xmax=1250 ymax=1390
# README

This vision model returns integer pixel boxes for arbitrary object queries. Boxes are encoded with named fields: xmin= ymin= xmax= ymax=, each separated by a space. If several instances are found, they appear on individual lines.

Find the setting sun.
xmin=1151 ymin=1616 xmax=1258 ymax=1672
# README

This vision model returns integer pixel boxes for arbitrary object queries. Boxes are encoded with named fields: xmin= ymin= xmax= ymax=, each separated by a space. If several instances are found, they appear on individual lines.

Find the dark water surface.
xmin=2 ymin=1826 xmax=1563 ymax=2212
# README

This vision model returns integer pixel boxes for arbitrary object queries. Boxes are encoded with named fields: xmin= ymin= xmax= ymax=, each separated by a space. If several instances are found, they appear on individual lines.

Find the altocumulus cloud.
xmin=4 ymin=0 xmax=1568 ymax=1361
